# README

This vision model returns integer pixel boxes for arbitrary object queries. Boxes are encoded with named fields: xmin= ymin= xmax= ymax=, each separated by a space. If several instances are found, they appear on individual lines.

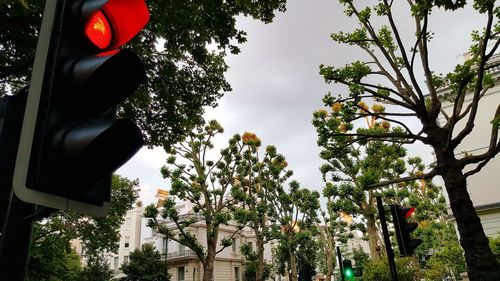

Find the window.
xmin=124 ymin=236 xmax=130 ymax=248
xmin=113 ymin=257 xmax=119 ymax=269
xmin=248 ymin=242 xmax=253 ymax=252
xmin=123 ymin=256 xmax=129 ymax=263
xmin=179 ymin=243 xmax=185 ymax=253
xmin=125 ymin=218 xmax=131 ymax=231
xmin=162 ymin=237 xmax=168 ymax=254
xmin=235 ymin=267 xmax=240 ymax=281
xmin=232 ymin=238 xmax=237 ymax=254
xmin=178 ymin=267 xmax=185 ymax=281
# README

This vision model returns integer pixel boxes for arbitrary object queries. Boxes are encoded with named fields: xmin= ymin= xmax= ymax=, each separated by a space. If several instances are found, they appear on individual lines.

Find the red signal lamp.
xmin=404 ymin=207 xmax=415 ymax=219
xmin=84 ymin=0 xmax=150 ymax=50
xmin=85 ymin=10 xmax=112 ymax=49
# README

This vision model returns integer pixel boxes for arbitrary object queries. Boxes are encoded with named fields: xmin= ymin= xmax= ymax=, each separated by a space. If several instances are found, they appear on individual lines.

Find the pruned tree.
xmin=231 ymin=132 xmax=275 ymax=281
xmin=144 ymin=120 xmax=245 ymax=281
xmin=316 ymin=102 xmax=417 ymax=261
xmin=263 ymin=146 xmax=320 ymax=281
xmin=316 ymin=201 xmax=349 ymax=281
xmin=315 ymin=0 xmax=500 ymax=278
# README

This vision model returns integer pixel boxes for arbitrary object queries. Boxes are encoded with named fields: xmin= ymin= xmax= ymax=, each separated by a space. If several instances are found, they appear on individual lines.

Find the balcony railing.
xmin=162 ymin=250 xmax=197 ymax=261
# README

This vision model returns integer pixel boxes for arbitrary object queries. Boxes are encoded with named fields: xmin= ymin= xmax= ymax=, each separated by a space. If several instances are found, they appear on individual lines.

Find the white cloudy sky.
xmin=117 ymin=0 xmax=486 ymax=205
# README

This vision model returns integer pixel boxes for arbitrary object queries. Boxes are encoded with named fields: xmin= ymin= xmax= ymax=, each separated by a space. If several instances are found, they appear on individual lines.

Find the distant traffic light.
xmin=353 ymin=267 xmax=362 ymax=277
xmin=343 ymin=259 xmax=354 ymax=279
xmin=390 ymin=205 xmax=423 ymax=256
xmin=12 ymin=0 xmax=149 ymax=216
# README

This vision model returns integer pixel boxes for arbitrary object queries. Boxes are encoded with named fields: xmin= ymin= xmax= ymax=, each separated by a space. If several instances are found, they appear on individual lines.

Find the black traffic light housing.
xmin=12 ymin=0 xmax=149 ymax=216
xmin=390 ymin=205 xmax=423 ymax=256
xmin=343 ymin=259 xmax=354 ymax=279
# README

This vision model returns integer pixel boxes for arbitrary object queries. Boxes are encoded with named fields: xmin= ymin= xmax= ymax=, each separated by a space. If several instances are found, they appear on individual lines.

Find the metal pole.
xmin=0 ymin=90 xmax=35 ymax=280
xmin=0 ymin=193 xmax=36 ymax=280
xmin=336 ymin=246 xmax=344 ymax=281
xmin=376 ymin=196 xmax=399 ymax=281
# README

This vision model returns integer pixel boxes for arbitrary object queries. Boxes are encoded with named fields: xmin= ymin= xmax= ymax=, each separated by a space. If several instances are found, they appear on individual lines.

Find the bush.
xmin=362 ymin=257 xmax=418 ymax=281
xmin=489 ymin=234 xmax=500 ymax=263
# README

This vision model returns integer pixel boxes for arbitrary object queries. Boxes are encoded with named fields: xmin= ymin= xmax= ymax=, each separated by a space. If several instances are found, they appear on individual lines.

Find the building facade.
xmin=107 ymin=202 xmax=144 ymax=277
xmin=140 ymin=189 xmax=270 ymax=281
xmin=438 ymin=53 xmax=500 ymax=237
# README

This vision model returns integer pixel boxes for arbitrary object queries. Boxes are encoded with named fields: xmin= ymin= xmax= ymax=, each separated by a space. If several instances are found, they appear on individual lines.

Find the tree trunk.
xmin=203 ymin=240 xmax=216 ymax=281
xmin=325 ymin=249 xmax=334 ymax=281
xmin=202 ymin=255 xmax=215 ymax=281
xmin=411 ymin=254 xmax=422 ymax=280
xmin=366 ymin=216 xmax=382 ymax=261
xmin=289 ymin=248 xmax=298 ymax=281
xmin=202 ymin=261 xmax=214 ymax=281
xmin=256 ymin=236 xmax=265 ymax=281
xmin=442 ymin=168 xmax=500 ymax=280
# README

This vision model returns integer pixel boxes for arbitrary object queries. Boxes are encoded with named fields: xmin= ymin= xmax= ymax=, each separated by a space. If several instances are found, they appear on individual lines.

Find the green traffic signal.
xmin=342 ymin=259 xmax=354 ymax=279
xmin=345 ymin=268 xmax=353 ymax=277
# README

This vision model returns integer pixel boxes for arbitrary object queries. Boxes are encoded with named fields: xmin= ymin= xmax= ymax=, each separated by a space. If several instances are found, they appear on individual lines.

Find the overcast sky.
xmin=117 ymin=0 xmax=486 ymax=205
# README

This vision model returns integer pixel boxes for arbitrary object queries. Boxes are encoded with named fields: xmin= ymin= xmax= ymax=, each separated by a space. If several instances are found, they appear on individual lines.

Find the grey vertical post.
xmin=376 ymin=196 xmax=399 ymax=281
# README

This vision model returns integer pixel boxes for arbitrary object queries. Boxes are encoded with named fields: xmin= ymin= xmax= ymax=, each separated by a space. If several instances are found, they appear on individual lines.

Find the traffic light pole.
xmin=376 ymin=196 xmax=399 ymax=281
xmin=0 ymin=90 xmax=35 ymax=280
xmin=336 ymin=246 xmax=344 ymax=281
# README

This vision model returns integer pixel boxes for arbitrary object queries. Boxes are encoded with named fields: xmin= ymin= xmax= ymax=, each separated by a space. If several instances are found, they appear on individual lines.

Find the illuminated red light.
xmin=405 ymin=207 xmax=415 ymax=219
xmin=85 ymin=10 xmax=112 ymax=49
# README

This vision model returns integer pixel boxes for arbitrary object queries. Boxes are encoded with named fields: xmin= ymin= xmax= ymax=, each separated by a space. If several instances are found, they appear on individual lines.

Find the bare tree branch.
xmin=451 ymin=6 xmax=495 ymax=148
xmin=382 ymin=0 xmax=425 ymax=102
xmin=459 ymin=104 xmax=500 ymax=167
xmin=365 ymin=169 xmax=438 ymax=190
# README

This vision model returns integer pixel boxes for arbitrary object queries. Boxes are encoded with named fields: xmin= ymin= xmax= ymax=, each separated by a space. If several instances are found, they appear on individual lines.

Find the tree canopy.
xmin=316 ymin=0 xmax=500 ymax=278
xmin=0 ymin=0 xmax=287 ymax=148
xmin=120 ymin=244 xmax=169 ymax=281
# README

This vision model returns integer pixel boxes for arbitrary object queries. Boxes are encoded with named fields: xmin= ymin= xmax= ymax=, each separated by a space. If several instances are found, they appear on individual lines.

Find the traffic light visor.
xmin=404 ymin=207 xmax=415 ymax=219
xmin=101 ymin=0 xmax=150 ymax=49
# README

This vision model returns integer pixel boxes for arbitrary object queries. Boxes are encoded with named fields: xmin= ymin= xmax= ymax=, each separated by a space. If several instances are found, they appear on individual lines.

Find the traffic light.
xmin=343 ymin=259 xmax=354 ymax=279
xmin=390 ymin=205 xmax=423 ymax=256
xmin=353 ymin=267 xmax=362 ymax=277
xmin=12 ymin=0 xmax=149 ymax=216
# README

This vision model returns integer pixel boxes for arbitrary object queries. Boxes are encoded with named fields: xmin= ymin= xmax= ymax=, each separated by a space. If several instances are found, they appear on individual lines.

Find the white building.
xmin=140 ymin=189 xmax=274 ymax=281
xmin=438 ymin=53 xmax=500 ymax=237
xmin=107 ymin=201 xmax=144 ymax=277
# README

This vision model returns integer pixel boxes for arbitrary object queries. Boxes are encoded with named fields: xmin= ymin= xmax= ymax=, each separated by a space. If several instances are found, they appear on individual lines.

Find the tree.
xmin=144 ymin=120 xmax=245 ymax=281
xmin=316 ymin=201 xmax=350 ymax=281
xmin=120 ymin=244 xmax=169 ymax=281
xmin=263 ymin=145 xmax=319 ymax=281
xmin=231 ymin=132 xmax=281 ymax=281
xmin=422 ymin=224 xmax=467 ymax=281
xmin=317 ymin=102 xmax=421 ymax=261
xmin=29 ymin=175 xmax=139 ymax=258
xmin=0 ymin=0 xmax=287 ymax=147
xmin=26 ymin=175 xmax=139 ymax=280
xmin=240 ymin=243 xmax=272 ymax=281
xmin=271 ymin=230 xmax=319 ymax=281
xmin=296 ymin=235 xmax=318 ymax=281
xmin=314 ymin=0 xmax=500 ymax=278
xmin=490 ymin=235 xmax=500 ymax=263
xmin=78 ymin=255 xmax=114 ymax=281
xmin=26 ymin=224 xmax=82 ymax=281
xmin=352 ymin=245 xmax=370 ymax=270
xmin=362 ymin=257 xmax=418 ymax=281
